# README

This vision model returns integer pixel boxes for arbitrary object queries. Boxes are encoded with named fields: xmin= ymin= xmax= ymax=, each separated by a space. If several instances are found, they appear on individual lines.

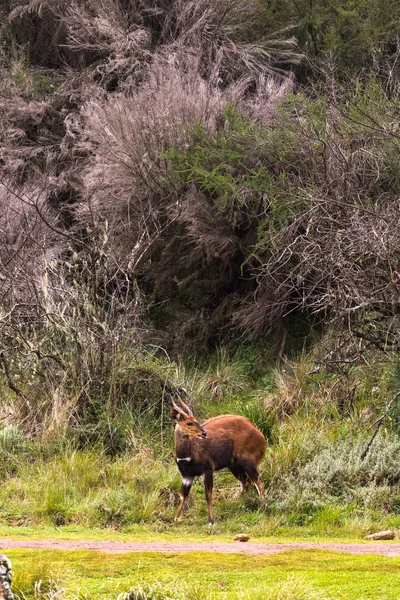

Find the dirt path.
xmin=1 ymin=539 xmax=400 ymax=557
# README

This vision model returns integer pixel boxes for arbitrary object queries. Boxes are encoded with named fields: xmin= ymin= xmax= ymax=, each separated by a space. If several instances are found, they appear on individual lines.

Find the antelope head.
xmin=171 ymin=397 xmax=207 ymax=439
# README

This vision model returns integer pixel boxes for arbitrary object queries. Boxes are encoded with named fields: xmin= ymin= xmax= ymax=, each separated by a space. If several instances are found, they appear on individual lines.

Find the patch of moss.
xmin=6 ymin=549 xmax=400 ymax=600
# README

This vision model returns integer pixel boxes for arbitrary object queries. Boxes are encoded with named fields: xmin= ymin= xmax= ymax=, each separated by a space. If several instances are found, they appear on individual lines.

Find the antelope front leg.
xmin=175 ymin=477 xmax=193 ymax=521
xmin=204 ymin=471 xmax=214 ymax=525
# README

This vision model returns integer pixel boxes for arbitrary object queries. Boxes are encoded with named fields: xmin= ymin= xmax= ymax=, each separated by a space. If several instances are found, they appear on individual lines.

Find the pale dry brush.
xmin=79 ymin=59 xmax=225 ymax=264
xmin=77 ymin=54 xmax=294 ymax=345
xmin=8 ymin=0 xmax=301 ymax=89
xmin=3 ymin=0 xmax=300 ymax=347
xmin=0 ymin=95 xmax=60 ymax=183
xmin=0 ymin=182 xmax=62 ymax=314
xmin=0 ymin=182 xmax=68 ymax=430
xmin=160 ymin=0 xmax=301 ymax=83
xmin=228 ymin=73 xmax=294 ymax=123
xmin=0 ymin=180 xmax=146 ymax=433
xmin=55 ymin=0 xmax=152 ymax=89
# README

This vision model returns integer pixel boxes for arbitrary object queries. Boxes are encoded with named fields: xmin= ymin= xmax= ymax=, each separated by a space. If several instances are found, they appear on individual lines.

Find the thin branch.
xmin=361 ymin=391 xmax=400 ymax=461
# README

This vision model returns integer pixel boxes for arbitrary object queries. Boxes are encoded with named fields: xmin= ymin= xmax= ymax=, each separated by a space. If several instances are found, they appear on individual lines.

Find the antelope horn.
xmin=177 ymin=395 xmax=193 ymax=416
xmin=172 ymin=400 xmax=189 ymax=417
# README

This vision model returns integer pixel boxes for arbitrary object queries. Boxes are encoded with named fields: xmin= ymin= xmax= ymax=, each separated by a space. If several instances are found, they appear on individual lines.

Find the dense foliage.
xmin=2 ymin=0 xmax=400 ymax=534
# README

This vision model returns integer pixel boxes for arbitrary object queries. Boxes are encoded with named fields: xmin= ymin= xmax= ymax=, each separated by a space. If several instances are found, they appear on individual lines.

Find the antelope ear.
xmin=171 ymin=407 xmax=182 ymax=421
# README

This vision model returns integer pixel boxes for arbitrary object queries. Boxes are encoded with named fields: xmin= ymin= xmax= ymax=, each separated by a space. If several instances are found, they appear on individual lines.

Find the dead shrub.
xmin=79 ymin=59 xmax=225 ymax=262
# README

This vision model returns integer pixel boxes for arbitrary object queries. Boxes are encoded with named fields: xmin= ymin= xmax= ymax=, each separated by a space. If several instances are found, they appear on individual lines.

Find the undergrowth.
xmin=1 ymin=328 xmax=400 ymax=537
xmin=1 ymin=356 xmax=400 ymax=538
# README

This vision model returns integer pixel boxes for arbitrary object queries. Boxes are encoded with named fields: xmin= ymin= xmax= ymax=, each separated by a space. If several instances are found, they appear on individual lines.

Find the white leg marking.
xmin=182 ymin=477 xmax=193 ymax=487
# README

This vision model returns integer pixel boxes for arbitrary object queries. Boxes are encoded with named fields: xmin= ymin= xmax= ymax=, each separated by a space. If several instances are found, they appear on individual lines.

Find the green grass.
xmin=1 ymin=441 xmax=400 ymax=540
xmin=6 ymin=549 xmax=400 ymax=600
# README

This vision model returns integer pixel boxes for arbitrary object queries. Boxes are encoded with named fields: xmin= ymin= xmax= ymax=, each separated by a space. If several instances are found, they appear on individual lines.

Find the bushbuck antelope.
xmin=172 ymin=398 xmax=266 ymax=524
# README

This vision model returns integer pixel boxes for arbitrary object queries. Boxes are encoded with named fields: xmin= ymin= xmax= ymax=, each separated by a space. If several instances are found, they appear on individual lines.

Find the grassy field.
xmin=2 ymin=437 xmax=400 ymax=541
xmin=2 ymin=353 xmax=400 ymax=598
xmin=6 ymin=547 xmax=400 ymax=600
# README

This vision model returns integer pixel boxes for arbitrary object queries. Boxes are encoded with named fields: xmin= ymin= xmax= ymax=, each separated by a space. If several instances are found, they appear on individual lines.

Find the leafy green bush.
xmin=273 ymin=433 xmax=400 ymax=517
xmin=250 ymin=0 xmax=400 ymax=81
xmin=0 ymin=425 xmax=27 ymax=453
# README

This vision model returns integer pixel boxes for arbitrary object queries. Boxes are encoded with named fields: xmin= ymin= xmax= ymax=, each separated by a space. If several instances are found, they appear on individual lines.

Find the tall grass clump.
xmin=0 ymin=425 xmax=27 ymax=454
xmin=255 ymin=576 xmax=329 ymax=600
xmin=118 ymin=582 xmax=181 ymax=600
xmin=0 ymin=447 xmax=178 ymax=527
xmin=196 ymin=347 xmax=251 ymax=401
xmin=261 ymin=354 xmax=315 ymax=417
xmin=12 ymin=558 xmax=64 ymax=600
xmin=118 ymin=577 xmax=329 ymax=600
xmin=261 ymin=413 xmax=334 ymax=494
xmin=0 ymin=425 xmax=33 ymax=479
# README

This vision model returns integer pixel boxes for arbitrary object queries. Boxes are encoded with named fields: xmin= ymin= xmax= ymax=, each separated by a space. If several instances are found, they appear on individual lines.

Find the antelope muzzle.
xmin=198 ymin=425 xmax=207 ymax=438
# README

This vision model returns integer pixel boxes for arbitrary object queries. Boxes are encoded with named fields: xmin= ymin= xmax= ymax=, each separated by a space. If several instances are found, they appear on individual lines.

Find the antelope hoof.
xmin=208 ymin=519 xmax=214 ymax=526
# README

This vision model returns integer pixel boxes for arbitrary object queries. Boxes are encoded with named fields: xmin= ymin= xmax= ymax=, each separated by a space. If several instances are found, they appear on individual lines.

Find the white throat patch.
xmin=176 ymin=457 xmax=192 ymax=462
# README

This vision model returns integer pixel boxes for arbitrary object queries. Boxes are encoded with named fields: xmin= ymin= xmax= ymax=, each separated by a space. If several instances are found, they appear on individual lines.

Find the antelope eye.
xmin=187 ymin=422 xmax=193 ymax=426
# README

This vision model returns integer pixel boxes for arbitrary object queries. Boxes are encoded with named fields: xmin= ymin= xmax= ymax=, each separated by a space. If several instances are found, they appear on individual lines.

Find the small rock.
xmin=234 ymin=534 xmax=250 ymax=542
xmin=365 ymin=530 xmax=395 ymax=541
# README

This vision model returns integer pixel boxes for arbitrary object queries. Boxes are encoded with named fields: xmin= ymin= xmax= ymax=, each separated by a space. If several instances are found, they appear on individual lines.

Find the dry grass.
xmin=261 ymin=354 xmax=314 ymax=416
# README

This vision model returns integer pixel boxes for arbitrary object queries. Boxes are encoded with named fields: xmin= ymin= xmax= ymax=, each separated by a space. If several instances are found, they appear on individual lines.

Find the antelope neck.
xmin=175 ymin=432 xmax=192 ymax=460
